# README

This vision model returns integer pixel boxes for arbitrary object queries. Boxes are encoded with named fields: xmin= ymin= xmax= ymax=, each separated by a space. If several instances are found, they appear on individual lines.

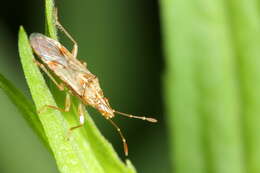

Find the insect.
xmin=29 ymin=10 xmax=157 ymax=156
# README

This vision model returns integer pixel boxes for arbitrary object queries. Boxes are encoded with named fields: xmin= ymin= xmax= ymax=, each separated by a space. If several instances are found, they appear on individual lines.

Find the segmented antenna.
xmin=107 ymin=118 xmax=128 ymax=156
xmin=114 ymin=110 xmax=158 ymax=123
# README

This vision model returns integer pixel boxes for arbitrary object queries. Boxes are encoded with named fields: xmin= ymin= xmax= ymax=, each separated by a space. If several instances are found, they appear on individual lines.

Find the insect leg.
xmin=54 ymin=8 xmax=78 ymax=58
xmin=34 ymin=59 xmax=64 ymax=91
xmin=66 ymin=103 xmax=85 ymax=139
xmin=70 ymin=103 xmax=85 ymax=131
xmin=38 ymin=93 xmax=71 ymax=114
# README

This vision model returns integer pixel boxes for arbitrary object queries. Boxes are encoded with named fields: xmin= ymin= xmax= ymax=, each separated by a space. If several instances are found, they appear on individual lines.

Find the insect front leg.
xmin=66 ymin=103 xmax=85 ymax=139
xmin=54 ymin=8 xmax=78 ymax=58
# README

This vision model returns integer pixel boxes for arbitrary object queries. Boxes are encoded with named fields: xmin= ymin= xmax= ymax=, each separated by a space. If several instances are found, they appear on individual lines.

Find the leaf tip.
xmin=18 ymin=26 xmax=27 ymax=37
xmin=19 ymin=25 xmax=24 ymax=31
xmin=126 ymin=159 xmax=136 ymax=172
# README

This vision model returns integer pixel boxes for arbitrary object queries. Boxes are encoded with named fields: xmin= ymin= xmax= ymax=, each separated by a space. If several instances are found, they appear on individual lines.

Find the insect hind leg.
xmin=54 ymin=8 xmax=78 ymax=58
xmin=66 ymin=103 xmax=85 ymax=140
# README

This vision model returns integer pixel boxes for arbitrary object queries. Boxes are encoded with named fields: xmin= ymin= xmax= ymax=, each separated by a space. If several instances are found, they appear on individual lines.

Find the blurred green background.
xmin=1 ymin=0 xmax=260 ymax=173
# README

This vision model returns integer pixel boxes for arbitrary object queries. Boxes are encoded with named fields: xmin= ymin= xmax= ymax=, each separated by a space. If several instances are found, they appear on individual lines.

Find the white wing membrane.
xmin=30 ymin=33 xmax=68 ymax=67
xmin=30 ymin=33 xmax=90 ymax=96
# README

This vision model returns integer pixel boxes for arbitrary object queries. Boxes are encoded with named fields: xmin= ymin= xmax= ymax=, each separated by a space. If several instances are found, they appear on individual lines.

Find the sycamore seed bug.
xmin=29 ymin=9 xmax=157 ymax=156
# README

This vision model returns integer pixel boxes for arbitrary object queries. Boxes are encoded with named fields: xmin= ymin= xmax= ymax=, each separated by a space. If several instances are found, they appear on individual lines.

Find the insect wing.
xmin=30 ymin=33 xmax=68 ymax=67
xmin=30 ymin=33 xmax=93 ymax=97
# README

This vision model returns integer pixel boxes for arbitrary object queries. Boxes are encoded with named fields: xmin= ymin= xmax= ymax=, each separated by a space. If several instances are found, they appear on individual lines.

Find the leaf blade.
xmin=18 ymin=26 xmax=94 ymax=173
xmin=0 ymin=73 xmax=49 ymax=148
xmin=42 ymin=0 xmax=136 ymax=172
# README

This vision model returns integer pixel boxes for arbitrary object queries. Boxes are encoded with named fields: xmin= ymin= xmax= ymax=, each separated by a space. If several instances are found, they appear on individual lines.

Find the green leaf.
xmin=45 ymin=0 xmax=57 ymax=39
xmin=19 ymin=26 xmax=91 ymax=173
xmin=17 ymin=0 xmax=137 ymax=172
xmin=0 ymin=73 xmax=49 ymax=149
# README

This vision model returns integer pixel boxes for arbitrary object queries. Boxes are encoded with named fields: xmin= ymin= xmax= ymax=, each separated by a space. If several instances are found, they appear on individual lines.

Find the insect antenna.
xmin=114 ymin=110 xmax=158 ymax=123
xmin=107 ymin=118 xmax=129 ymax=156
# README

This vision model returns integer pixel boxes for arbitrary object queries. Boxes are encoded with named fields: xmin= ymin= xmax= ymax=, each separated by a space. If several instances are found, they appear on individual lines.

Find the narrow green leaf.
xmin=18 ymin=26 xmax=135 ymax=173
xmin=42 ymin=0 xmax=136 ymax=172
xmin=45 ymin=0 xmax=57 ymax=39
xmin=19 ymin=26 xmax=96 ymax=173
xmin=0 ymin=73 xmax=49 ymax=148
xmin=16 ymin=0 xmax=137 ymax=171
